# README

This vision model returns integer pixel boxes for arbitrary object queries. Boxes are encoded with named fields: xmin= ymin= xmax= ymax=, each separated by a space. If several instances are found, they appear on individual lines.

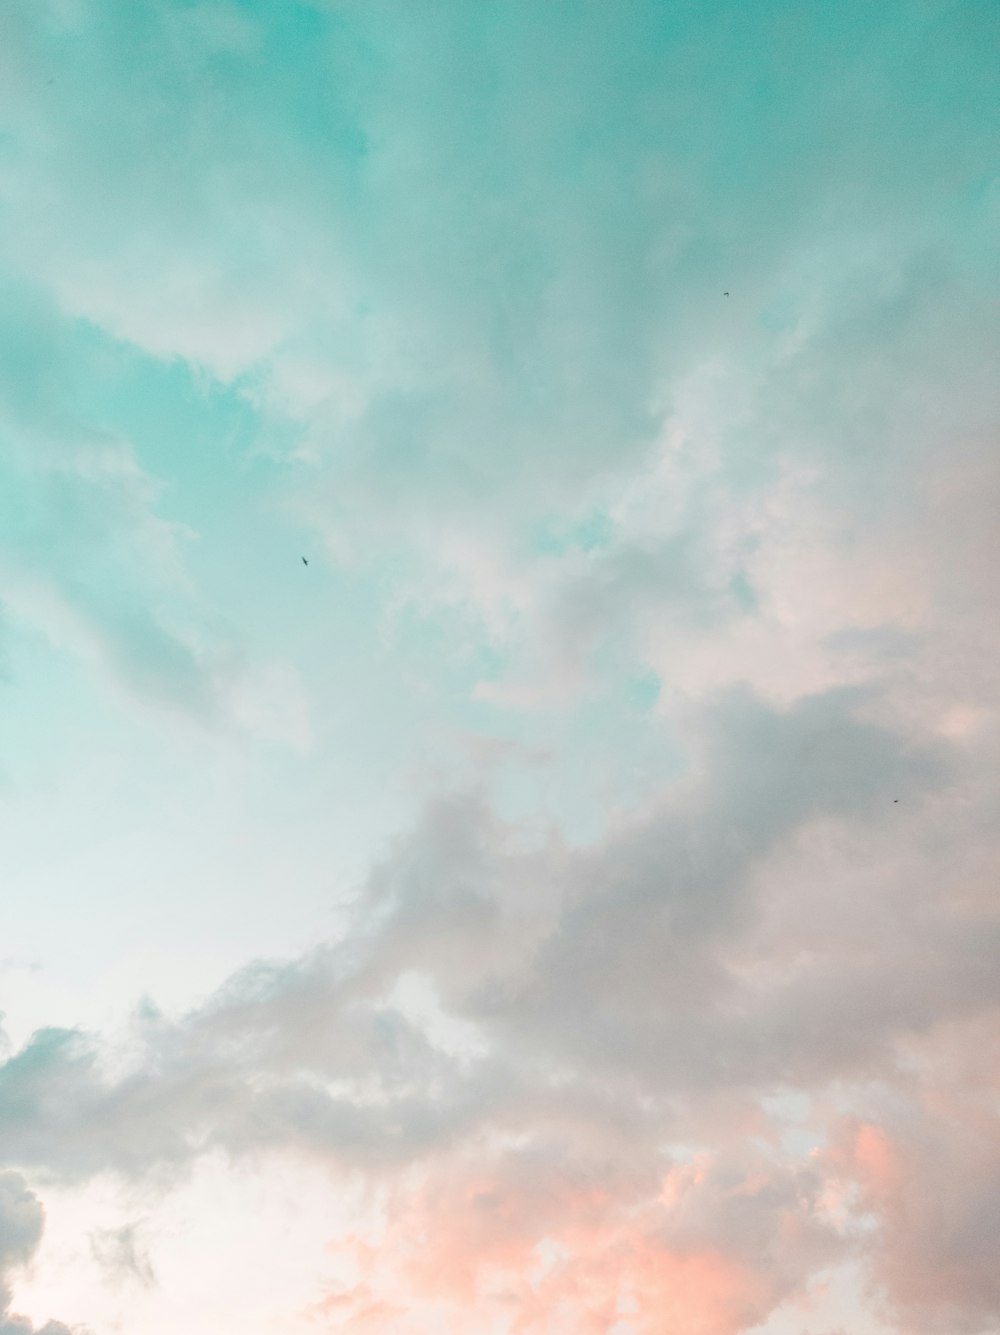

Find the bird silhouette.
xmin=723 ymin=291 xmax=729 ymax=297
xmin=302 ymin=557 xmax=309 ymax=566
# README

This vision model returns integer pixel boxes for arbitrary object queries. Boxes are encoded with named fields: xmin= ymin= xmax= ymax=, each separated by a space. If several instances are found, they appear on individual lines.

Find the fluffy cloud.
xmin=308 ymin=1141 xmax=839 ymax=1334
xmin=0 ymin=1174 xmax=71 ymax=1334
xmin=824 ymin=1096 xmax=999 ymax=1333
xmin=1 ymin=676 xmax=997 ymax=1329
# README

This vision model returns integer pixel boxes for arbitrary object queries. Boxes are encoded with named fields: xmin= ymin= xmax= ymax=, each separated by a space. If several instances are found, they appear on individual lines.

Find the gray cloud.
xmin=0 ymin=1173 xmax=71 ymax=1335
xmin=0 ymin=686 xmax=981 ymax=1137
xmin=0 ymin=675 xmax=994 ymax=1327
xmin=89 ymin=1221 xmax=155 ymax=1290
xmin=828 ymin=1090 xmax=1000 ymax=1335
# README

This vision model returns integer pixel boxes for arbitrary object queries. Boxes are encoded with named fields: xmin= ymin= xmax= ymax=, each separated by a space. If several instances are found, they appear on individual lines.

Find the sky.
xmin=0 ymin=0 xmax=998 ymax=1332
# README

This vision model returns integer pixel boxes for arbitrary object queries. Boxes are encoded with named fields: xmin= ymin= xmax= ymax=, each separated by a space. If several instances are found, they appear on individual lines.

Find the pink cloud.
xmin=309 ymin=1142 xmax=841 ymax=1334
xmin=828 ymin=1054 xmax=1000 ymax=1334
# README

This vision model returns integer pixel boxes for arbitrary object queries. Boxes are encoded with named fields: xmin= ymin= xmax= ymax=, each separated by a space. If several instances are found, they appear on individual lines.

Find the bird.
xmin=893 ymin=799 xmax=899 ymax=803
xmin=301 ymin=557 xmax=309 ymax=566
xmin=723 ymin=291 xmax=729 ymax=297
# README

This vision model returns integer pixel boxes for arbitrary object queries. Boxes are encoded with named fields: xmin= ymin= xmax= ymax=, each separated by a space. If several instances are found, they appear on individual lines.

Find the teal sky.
xmin=0 ymin=2 xmax=998 ymax=1332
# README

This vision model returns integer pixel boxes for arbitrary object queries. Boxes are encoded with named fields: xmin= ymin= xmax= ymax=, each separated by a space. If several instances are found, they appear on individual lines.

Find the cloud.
xmin=0 ymin=277 xmax=311 ymax=746
xmin=2 ymin=0 xmax=996 ymax=747
xmin=309 ymin=1140 xmax=839 ymax=1335
xmin=89 ymin=1220 xmax=155 ymax=1290
xmin=0 ymin=1173 xmax=71 ymax=1335
xmin=0 ymin=679 xmax=995 ymax=1330
xmin=829 ymin=1089 xmax=1000 ymax=1335
xmin=0 ymin=0 xmax=996 ymax=1330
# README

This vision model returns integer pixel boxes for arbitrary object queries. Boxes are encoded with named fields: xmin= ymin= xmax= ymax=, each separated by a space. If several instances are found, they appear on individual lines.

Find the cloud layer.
xmin=0 ymin=1 xmax=997 ymax=1332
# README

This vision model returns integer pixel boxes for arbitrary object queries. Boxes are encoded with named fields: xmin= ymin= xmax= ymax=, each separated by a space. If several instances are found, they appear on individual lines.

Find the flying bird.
xmin=302 ymin=557 xmax=309 ymax=566
xmin=724 ymin=291 xmax=729 ymax=296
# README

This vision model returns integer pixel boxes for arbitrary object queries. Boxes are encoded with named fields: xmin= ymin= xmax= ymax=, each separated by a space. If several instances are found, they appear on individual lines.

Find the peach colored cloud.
xmin=827 ymin=1048 xmax=1000 ymax=1335
xmin=308 ymin=1142 xmax=841 ymax=1335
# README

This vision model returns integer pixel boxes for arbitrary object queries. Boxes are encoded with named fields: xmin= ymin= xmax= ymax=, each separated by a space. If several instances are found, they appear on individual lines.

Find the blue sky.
xmin=0 ymin=2 xmax=998 ymax=1332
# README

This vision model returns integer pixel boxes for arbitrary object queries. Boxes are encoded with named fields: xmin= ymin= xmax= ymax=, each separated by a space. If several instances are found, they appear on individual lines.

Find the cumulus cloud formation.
xmin=2 ymin=677 xmax=998 ymax=1328
xmin=0 ymin=1174 xmax=70 ymax=1334
xmin=0 ymin=0 xmax=997 ymax=1331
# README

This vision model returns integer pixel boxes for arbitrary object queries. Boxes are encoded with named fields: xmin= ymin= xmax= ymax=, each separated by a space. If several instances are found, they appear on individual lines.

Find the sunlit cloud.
xmin=0 ymin=1 xmax=997 ymax=1331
